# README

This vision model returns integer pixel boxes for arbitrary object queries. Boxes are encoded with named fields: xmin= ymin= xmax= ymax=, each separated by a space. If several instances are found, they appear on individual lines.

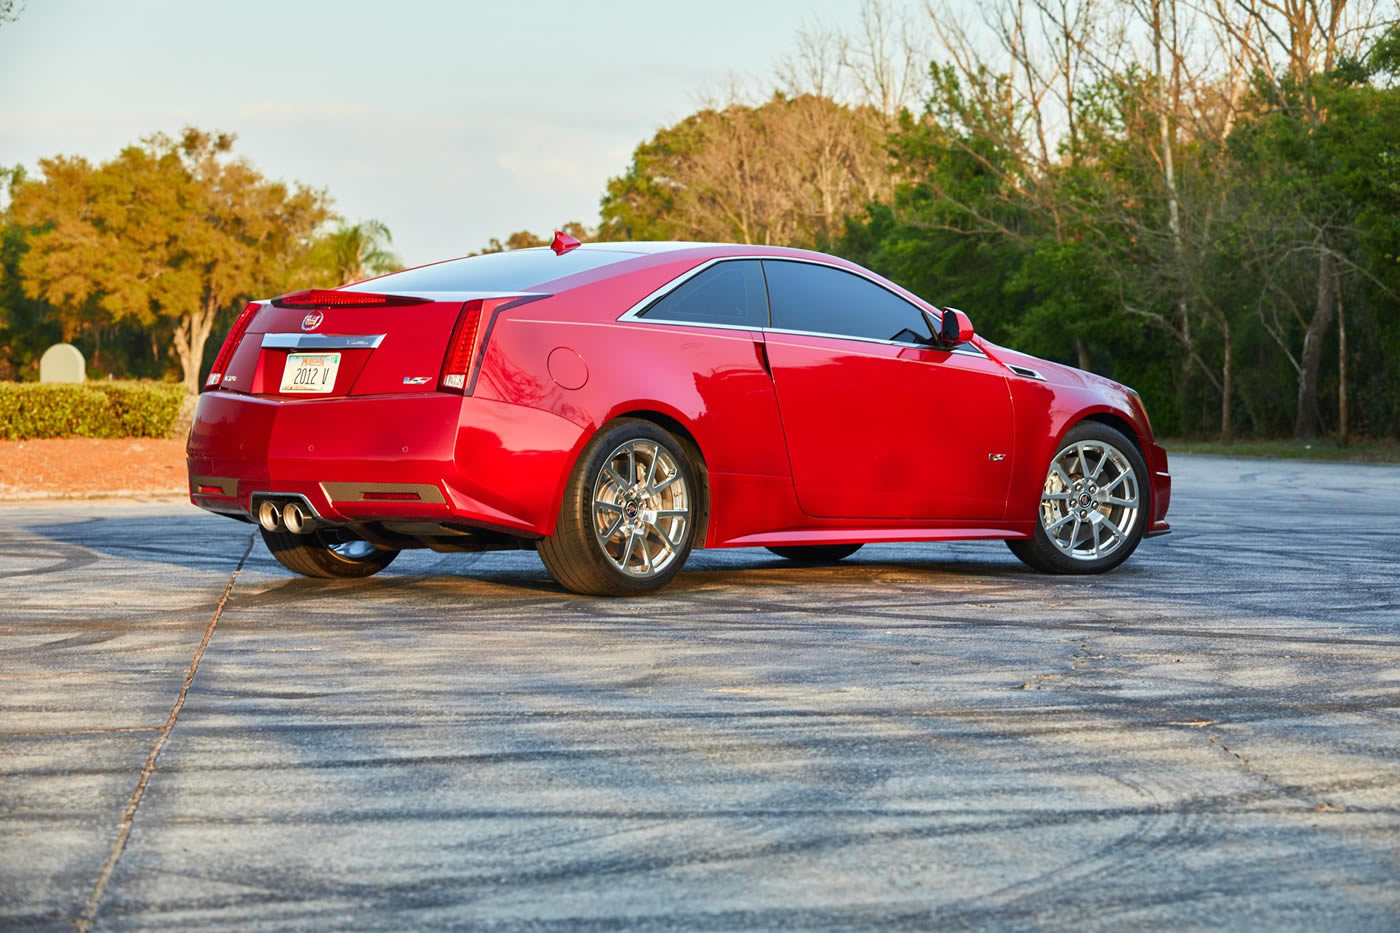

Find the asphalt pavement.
xmin=2 ymin=455 xmax=1398 ymax=930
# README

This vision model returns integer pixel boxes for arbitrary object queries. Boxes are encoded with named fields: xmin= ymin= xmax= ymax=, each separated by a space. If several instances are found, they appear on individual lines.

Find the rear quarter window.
xmin=639 ymin=260 xmax=769 ymax=328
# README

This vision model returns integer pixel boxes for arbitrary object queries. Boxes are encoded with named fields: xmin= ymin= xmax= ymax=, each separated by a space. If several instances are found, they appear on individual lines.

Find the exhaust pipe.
xmin=282 ymin=501 xmax=319 ymax=535
xmin=257 ymin=499 xmax=282 ymax=532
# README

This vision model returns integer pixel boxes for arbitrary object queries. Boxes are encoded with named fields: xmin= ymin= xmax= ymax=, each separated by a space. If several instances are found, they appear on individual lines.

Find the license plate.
xmin=279 ymin=352 xmax=341 ymax=394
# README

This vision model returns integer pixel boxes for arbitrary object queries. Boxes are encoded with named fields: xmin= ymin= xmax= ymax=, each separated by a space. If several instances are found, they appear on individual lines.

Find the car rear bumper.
xmin=186 ymin=391 xmax=586 ymax=536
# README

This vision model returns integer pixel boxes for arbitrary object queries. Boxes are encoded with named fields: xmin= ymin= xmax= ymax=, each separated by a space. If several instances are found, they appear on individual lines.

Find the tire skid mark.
xmin=0 ymin=541 xmax=98 ymax=579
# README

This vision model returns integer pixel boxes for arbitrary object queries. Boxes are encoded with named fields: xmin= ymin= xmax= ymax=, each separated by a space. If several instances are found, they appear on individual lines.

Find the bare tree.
xmin=1203 ymin=0 xmax=1393 ymax=437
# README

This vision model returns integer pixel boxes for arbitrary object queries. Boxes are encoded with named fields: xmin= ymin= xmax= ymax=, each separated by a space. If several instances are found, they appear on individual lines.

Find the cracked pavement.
xmin=1 ymin=455 xmax=1398 ymax=930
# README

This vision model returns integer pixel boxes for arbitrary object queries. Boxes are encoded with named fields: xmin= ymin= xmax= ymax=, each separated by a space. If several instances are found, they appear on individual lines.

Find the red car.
xmin=187 ymin=237 xmax=1171 ymax=595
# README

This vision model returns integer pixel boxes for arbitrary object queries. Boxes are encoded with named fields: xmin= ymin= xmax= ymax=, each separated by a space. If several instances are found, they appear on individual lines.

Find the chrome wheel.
xmin=591 ymin=438 xmax=691 ymax=578
xmin=1039 ymin=439 xmax=1141 ymax=561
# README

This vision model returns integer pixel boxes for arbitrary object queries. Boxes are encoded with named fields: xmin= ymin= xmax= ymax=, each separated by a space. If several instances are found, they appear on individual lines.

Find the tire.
xmin=1007 ymin=421 xmax=1150 ymax=575
xmin=260 ymin=527 xmax=398 ymax=578
xmin=538 ymin=419 xmax=699 ymax=596
xmin=766 ymin=544 xmax=863 ymax=563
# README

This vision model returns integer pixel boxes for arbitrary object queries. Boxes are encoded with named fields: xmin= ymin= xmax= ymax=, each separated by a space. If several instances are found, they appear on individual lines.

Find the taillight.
xmin=439 ymin=295 xmax=548 ymax=394
xmin=440 ymin=299 xmax=484 ymax=392
xmin=204 ymin=302 xmax=260 ymax=390
xmin=271 ymin=289 xmax=429 ymax=309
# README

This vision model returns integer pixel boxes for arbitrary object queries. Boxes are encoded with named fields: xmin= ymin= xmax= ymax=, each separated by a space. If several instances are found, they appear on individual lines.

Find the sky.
xmin=0 ymin=0 xmax=931 ymax=266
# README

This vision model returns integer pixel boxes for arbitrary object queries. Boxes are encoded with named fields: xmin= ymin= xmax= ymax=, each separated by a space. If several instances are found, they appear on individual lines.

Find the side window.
xmin=763 ymin=260 xmax=934 ymax=345
xmin=639 ymin=260 xmax=768 ymax=328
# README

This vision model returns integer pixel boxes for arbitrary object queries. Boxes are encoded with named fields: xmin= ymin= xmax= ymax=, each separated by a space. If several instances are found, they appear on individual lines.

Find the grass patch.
xmin=1162 ymin=437 xmax=1400 ymax=462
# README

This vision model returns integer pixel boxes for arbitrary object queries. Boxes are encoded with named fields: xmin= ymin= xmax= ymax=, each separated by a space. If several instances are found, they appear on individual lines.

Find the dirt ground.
xmin=0 ymin=438 xmax=188 ymax=499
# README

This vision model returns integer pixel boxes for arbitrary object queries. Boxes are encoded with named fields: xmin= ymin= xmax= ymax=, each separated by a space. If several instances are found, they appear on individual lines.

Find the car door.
xmin=761 ymin=259 xmax=1015 ymax=521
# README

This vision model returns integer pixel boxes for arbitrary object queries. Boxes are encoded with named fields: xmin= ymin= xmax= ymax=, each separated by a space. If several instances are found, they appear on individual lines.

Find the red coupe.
xmin=187 ymin=237 xmax=1171 ymax=594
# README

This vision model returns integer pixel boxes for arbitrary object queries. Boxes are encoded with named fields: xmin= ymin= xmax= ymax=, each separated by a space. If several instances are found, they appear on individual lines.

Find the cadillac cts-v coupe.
xmin=187 ymin=236 xmax=1171 ymax=595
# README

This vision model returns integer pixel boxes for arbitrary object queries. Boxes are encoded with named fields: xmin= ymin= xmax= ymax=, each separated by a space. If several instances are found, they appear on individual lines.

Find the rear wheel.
xmin=260 ymin=527 xmax=398 ymax=578
xmin=538 ymin=420 xmax=698 ymax=596
xmin=766 ymin=544 xmax=863 ymax=563
xmin=1007 ymin=421 xmax=1149 ymax=574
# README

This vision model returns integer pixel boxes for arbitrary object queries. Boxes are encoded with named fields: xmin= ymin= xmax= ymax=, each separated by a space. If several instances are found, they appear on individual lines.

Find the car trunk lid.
xmin=215 ymin=290 xmax=536 ymax=398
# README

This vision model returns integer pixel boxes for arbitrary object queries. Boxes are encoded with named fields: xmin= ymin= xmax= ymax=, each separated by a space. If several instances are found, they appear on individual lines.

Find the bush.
xmin=0 ymin=381 xmax=188 ymax=439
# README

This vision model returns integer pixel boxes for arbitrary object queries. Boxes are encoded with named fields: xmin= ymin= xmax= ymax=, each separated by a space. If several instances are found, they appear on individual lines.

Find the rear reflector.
xmin=205 ymin=302 xmax=261 ymax=390
xmin=361 ymin=491 xmax=422 ymax=501
xmin=271 ymin=289 xmax=430 ymax=309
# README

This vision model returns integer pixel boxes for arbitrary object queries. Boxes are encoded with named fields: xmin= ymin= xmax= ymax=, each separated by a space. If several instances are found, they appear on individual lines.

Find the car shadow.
xmin=24 ymin=512 xmax=1051 ymax=593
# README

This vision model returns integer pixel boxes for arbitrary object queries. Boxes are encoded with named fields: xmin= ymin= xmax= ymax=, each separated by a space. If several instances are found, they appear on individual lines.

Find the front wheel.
xmin=260 ymin=527 xmax=398 ymax=578
xmin=538 ymin=420 xmax=698 ymax=596
xmin=1007 ymin=422 xmax=1149 ymax=574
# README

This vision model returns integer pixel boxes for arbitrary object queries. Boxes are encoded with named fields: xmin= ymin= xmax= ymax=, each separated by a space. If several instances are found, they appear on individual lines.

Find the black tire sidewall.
xmin=541 ymin=420 xmax=699 ymax=596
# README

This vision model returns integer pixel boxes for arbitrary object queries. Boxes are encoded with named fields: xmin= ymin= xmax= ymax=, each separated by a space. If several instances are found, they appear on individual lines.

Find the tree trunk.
xmin=172 ymin=303 xmax=217 ymax=395
xmin=1220 ymin=327 xmax=1233 ymax=445
xmin=1075 ymin=338 xmax=1092 ymax=372
xmin=1294 ymin=250 xmax=1336 ymax=439
xmin=1336 ymin=276 xmax=1348 ymax=447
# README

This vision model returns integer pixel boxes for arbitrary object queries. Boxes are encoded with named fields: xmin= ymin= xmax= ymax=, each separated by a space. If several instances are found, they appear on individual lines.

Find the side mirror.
xmin=939 ymin=307 xmax=975 ymax=346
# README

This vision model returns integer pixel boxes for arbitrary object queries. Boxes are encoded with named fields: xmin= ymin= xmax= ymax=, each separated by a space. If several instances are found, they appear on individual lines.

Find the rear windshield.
xmin=343 ymin=247 xmax=641 ymax=294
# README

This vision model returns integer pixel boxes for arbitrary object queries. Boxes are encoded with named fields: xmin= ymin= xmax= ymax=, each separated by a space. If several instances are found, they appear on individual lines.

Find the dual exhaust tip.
xmin=257 ymin=498 xmax=320 ymax=535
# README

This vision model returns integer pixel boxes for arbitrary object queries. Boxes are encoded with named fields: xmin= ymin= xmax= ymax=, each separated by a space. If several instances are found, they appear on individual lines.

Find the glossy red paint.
xmin=188 ymin=242 xmax=1170 ymax=557
xmin=763 ymin=332 xmax=1012 ymax=520
xmin=940 ymin=308 xmax=975 ymax=344
xmin=550 ymin=230 xmax=582 ymax=255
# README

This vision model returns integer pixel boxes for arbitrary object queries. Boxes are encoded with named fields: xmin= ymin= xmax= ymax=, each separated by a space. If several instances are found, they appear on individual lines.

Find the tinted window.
xmin=764 ymin=260 xmax=933 ymax=345
xmin=640 ymin=260 xmax=768 ymax=328
xmin=343 ymin=247 xmax=641 ymax=293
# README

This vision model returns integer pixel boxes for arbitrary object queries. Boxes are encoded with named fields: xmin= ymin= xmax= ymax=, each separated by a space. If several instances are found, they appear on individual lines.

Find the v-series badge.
xmin=402 ymin=376 xmax=432 ymax=385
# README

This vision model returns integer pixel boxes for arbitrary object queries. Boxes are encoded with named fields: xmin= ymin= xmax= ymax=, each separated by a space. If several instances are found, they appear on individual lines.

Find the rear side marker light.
xmin=204 ymin=302 xmax=261 ymax=390
xmin=271 ymin=289 xmax=430 ymax=309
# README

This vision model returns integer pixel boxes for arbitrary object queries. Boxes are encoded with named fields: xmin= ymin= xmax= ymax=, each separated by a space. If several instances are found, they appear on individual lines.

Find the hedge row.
xmin=0 ymin=381 xmax=188 ymax=439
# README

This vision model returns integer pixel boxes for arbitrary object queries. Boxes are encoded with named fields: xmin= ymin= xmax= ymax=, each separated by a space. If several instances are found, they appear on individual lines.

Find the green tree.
xmin=9 ymin=128 xmax=331 ymax=392
xmin=312 ymin=219 xmax=401 ymax=285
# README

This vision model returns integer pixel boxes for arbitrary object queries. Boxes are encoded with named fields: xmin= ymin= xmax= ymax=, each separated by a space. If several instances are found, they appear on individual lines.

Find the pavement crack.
xmin=1205 ymin=732 xmax=1347 ymax=814
xmin=74 ymin=531 xmax=254 ymax=932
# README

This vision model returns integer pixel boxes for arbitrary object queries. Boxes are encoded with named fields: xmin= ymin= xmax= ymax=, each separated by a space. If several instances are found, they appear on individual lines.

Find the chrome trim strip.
xmin=615 ymin=317 xmax=760 ymax=335
xmin=614 ymin=255 xmax=987 ymax=357
xmin=764 ymin=327 xmax=987 ymax=358
xmin=261 ymin=333 xmax=386 ymax=350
